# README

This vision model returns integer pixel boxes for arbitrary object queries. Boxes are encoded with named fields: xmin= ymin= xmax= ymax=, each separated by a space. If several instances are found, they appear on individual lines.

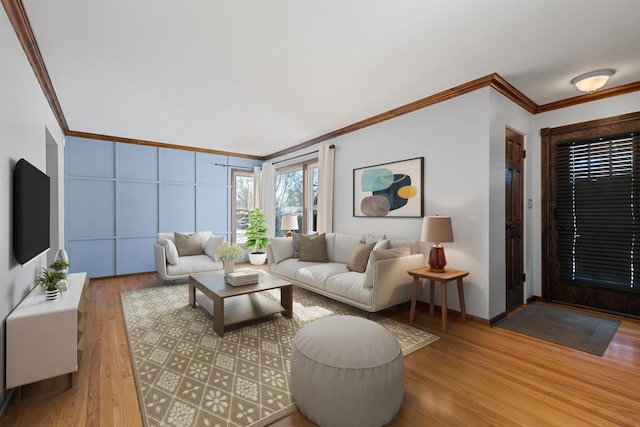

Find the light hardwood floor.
xmin=1 ymin=272 xmax=639 ymax=426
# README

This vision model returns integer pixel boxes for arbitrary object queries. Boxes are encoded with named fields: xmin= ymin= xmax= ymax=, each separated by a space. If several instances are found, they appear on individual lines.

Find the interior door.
xmin=505 ymin=128 xmax=525 ymax=312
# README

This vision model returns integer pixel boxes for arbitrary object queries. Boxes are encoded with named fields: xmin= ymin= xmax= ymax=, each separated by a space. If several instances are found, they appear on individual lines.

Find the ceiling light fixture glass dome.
xmin=571 ymin=69 xmax=615 ymax=93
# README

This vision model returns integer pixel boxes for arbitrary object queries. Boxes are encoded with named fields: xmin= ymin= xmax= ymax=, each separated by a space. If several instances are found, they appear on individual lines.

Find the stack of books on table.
xmin=226 ymin=269 xmax=259 ymax=286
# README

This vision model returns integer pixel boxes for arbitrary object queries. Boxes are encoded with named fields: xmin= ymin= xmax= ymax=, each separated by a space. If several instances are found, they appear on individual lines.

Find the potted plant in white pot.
xmin=215 ymin=242 xmax=244 ymax=275
xmin=245 ymin=208 xmax=270 ymax=265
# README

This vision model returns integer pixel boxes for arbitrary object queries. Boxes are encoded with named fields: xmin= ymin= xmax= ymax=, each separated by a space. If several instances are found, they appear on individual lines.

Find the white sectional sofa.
xmin=267 ymin=232 xmax=424 ymax=312
xmin=154 ymin=231 xmax=224 ymax=282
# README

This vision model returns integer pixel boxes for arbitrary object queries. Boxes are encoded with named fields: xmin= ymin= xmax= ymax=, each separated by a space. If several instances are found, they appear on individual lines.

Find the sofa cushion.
xmin=363 ymin=246 xmax=411 ymax=288
xmin=159 ymin=238 xmax=179 ymax=265
xmin=347 ymin=242 xmax=376 ymax=273
xmin=204 ymin=235 xmax=224 ymax=259
xmin=299 ymin=233 xmax=328 ymax=262
xmin=362 ymin=239 xmax=390 ymax=287
xmin=389 ymin=239 xmax=419 ymax=254
xmin=159 ymin=231 xmax=212 ymax=247
xmin=331 ymin=233 xmax=365 ymax=263
xmin=270 ymin=258 xmax=322 ymax=282
xmin=271 ymin=238 xmax=295 ymax=264
xmin=374 ymin=246 xmax=412 ymax=261
xmin=196 ymin=231 xmax=213 ymax=247
xmin=292 ymin=233 xmax=300 ymax=258
xmin=325 ymin=272 xmax=371 ymax=306
xmin=296 ymin=262 xmax=348 ymax=289
xmin=174 ymin=232 xmax=203 ymax=256
xmin=166 ymin=254 xmax=222 ymax=276
xmin=362 ymin=234 xmax=386 ymax=244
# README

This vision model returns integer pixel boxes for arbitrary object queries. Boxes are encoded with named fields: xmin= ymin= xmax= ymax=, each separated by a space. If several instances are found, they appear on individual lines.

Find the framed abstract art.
xmin=353 ymin=157 xmax=424 ymax=217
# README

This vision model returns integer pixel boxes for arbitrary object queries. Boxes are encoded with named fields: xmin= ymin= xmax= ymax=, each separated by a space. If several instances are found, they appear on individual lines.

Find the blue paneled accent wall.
xmin=65 ymin=136 xmax=259 ymax=277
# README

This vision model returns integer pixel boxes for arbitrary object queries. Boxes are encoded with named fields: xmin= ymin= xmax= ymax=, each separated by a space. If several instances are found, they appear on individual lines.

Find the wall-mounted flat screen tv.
xmin=14 ymin=158 xmax=50 ymax=264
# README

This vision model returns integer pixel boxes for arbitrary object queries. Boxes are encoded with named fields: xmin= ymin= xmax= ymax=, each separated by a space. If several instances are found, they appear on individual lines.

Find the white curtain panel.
xmin=253 ymin=166 xmax=261 ymax=210
xmin=317 ymin=145 xmax=335 ymax=233
xmin=260 ymin=162 xmax=277 ymax=237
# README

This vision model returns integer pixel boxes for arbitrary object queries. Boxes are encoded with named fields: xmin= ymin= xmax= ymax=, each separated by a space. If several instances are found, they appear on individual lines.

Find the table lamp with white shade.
xmin=281 ymin=215 xmax=299 ymax=237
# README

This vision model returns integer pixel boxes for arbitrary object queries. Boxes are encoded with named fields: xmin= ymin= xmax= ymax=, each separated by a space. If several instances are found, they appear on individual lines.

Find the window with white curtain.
xmin=231 ymin=169 xmax=254 ymax=244
xmin=275 ymin=160 xmax=317 ymax=236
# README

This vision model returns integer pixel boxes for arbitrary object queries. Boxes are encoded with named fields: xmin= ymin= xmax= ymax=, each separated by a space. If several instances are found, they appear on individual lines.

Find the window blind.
xmin=555 ymin=133 xmax=639 ymax=290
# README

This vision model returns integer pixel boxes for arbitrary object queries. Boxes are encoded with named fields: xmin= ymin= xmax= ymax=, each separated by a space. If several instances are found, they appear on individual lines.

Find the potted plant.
xmin=215 ymin=242 xmax=244 ymax=275
xmin=245 ymin=208 xmax=270 ymax=265
xmin=34 ymin=262 xmax=69 ymax=301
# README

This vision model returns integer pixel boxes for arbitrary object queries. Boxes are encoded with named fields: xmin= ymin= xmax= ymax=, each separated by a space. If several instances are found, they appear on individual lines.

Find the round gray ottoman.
xmin=291 ymin=315 xmax=404 ymax=427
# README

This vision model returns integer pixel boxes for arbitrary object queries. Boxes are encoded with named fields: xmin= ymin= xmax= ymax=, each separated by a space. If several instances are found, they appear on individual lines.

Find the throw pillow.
xmin=159 ymin=238 xmax=179 ymax=265
xmin=346 ymin=242 xmax=377 ymax=273
xmin=363 ymin=238 xmax=390 ymax=275
xmin=299 ymin=233 xmax=328 ymax=262
xmin=270 ymin=238 xmax=295 ymax=264
xmin=292 ymin=233 xmax=300 ymax=258
xmin=363 ymin=241 xmax=409 ymax=289
xmin=204 ymin=235 xmax=224 ymax=259
xmin=174 ymin=232 xmax=203 ymax=256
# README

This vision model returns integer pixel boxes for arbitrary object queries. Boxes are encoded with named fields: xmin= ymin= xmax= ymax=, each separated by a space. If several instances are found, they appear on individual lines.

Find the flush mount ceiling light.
xmin=571 ymin=69 xmax=615 ymax=93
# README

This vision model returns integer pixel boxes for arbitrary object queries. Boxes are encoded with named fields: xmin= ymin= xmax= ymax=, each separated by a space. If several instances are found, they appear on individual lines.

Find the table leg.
xmin=429 ymin=279 xmax=435 ymax=314
xmin=188 ymin=282 xmax=196 ymax=308
xmin=281 ymin=286 xmax=293 ymax=318
xmin=213 ymin=295 xmax=224 ymax=337
xmin=441 ymin=281 xmax=448 ymax=334
xmin=410 ymin=277 xmax=420 ymax=322
xmin=457 ymin=277 xmax=467 ymax=322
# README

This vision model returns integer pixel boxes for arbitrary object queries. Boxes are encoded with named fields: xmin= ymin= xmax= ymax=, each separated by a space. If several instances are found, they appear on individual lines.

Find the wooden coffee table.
xmin=189 ymin=270 xmax=293 ymax=337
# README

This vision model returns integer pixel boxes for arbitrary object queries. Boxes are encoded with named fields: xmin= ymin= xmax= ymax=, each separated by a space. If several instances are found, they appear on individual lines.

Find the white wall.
xmin=1 ymin=12 xmax=64 ymax=405
xmin=271 ymin=88 xmax=496 ymax=319
xmin=268 ymin=87 xmax=640 ymax=323
xmin=489 ymin=89 xmax=536 ymax=318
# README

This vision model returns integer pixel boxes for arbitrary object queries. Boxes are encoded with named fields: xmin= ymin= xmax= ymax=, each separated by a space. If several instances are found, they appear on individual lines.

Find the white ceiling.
xmin=21 ymin=0 xmax=640 ymax=157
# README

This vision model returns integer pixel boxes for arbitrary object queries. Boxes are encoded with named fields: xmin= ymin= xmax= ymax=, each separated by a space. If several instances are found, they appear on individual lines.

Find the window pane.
xmin=275 ymin=168 xmax=303 ymax=237
xmin=310 ymin=165 xmax=318 ymax=233
xmin=234 ymin=173 xmax=254 ymax=244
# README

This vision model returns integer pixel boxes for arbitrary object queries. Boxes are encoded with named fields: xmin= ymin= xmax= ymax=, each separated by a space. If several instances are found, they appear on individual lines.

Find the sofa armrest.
xmin=371 ymin=253 xmax=425 ymax=310
xmin=153 ymin=242 xmax=169 ymax=280
xmin=267 ymin=243 xmax=275 ymax=268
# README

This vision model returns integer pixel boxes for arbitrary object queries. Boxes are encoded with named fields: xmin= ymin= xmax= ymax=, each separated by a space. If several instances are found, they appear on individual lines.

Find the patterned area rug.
xmin=121 ymin=284 xmax=438 ymax=427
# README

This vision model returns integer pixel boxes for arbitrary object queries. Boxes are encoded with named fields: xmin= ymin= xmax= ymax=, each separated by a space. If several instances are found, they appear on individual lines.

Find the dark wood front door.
xmin=542 ymin=113 xmax=640 ymax=317
xmin=506 ymin=128 xmax=524 ymax=312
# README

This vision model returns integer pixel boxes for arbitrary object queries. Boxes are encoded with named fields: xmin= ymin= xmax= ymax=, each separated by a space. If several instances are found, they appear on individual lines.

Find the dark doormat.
xmin=495 ymin=303 xmax=620 ymax=356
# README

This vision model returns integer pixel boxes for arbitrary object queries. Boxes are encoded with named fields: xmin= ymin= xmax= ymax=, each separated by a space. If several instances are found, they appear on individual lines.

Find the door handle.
xmin=506 ymin=224 xmax=514 ymax=230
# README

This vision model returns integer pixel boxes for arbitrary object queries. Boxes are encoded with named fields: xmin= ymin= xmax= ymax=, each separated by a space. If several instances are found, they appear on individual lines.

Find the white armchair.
xmin=154 ymin=231 xmax=224 ymax=283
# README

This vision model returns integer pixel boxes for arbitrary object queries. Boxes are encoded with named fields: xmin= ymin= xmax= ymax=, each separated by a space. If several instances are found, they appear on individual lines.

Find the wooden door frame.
xmin=540 ymin=111 xmax=640 ymax=300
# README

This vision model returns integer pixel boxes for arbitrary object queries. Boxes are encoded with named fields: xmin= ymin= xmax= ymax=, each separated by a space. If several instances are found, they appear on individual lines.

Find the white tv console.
xmin=6 ymin=272 xmax=88 ymax=390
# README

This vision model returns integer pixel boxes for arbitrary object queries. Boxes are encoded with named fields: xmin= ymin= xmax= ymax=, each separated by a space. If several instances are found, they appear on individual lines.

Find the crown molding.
xmin=2 ymin=0 xmax=69 ymax=133
xmin=265 ymin=73 xmax=535 ymax=160
xmin=536 ymin=81 xmax=640 ymax=114
xmin=66 ymin=130 xmax=264 ymax=160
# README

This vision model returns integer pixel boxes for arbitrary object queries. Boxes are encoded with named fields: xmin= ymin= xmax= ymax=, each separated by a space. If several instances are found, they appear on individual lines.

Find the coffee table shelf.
xmin=195 ymin=291 xmax=285 ymax=328
xmin=189 ymin=270 xmax=292 ymax=336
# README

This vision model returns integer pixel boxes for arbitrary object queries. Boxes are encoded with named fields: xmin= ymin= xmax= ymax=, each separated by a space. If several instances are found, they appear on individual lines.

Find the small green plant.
xmin=215 ymin=242 xmax=244 ymax=261
xmin=245 ymin=208 xmax=270 ymax=254
xmin=49 ymin=259 xmax=70 ymax=273
xmin=33 ymin=268 xmax=67 ymax=296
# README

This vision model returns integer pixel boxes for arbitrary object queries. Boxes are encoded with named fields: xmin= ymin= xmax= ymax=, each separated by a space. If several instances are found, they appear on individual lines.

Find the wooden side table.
xmin=407 ymin=267 xmax=469 ymax=333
